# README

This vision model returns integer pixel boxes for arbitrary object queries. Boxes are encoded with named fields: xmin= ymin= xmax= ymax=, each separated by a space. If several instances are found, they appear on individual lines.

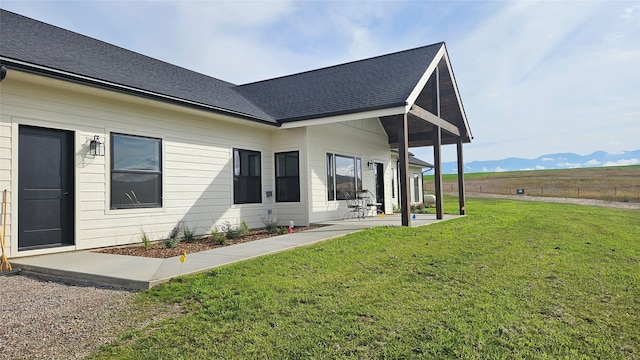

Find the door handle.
xmin=62 ymin=192 xmax=69 ymax=195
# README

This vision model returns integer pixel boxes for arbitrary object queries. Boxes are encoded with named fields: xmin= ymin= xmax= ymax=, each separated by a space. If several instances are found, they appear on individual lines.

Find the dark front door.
xmin=18 ymin=126 xmax=74 ymax=250
xmin=375 ymin=163 xmax=385 ymax=213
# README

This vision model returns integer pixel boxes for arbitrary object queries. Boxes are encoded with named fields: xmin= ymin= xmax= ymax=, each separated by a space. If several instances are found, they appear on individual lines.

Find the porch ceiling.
xmin=381 ymin=114 xmax=461 ymax=148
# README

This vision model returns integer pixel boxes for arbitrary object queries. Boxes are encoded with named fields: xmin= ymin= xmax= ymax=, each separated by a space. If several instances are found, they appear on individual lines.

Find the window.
xmin=111 ymin=133 xmax=162 ymax=209
xmin=234 ymin=148 xmax=261 ymax=204
xmin=356 ymin=158 xmax=363 ymax=193
xmin=414 ymin=173 xmax=420 ymax=202
xmin=275 ymin=151 xmax=299 ymax=202
xmin=335 ymin=155 xmax=355 ymax=200
xmin=326 ymin=153 xmax=362 ymax=200
xmin=327 ymin=154 xmax=335 ymax=201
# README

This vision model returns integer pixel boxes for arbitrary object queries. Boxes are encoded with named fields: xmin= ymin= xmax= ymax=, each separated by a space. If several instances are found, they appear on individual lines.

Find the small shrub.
xmin=169 ymin=220 xmax=184 ymax=239
xmin=261 ymin=214 xmax=280 ymax=234
xmin=163 ymin=237 xmax=180 ymax=249
xmin=393 ymin=205 xmax=401 ymax=213
xmin=140 ymin=229 xmax=151 ymax=249
xmin=182 ymin=224 xmax=198 ymax=243
xmin=275 ymin=227 xmax=288 ymax=235
xmin=210 ymin=227 xmax=227 ymax=245
xmin=220 ymin=220 xmax=248 ymax=240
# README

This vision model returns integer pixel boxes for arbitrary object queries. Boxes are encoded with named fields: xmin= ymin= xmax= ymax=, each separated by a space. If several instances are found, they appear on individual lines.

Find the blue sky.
xmin=2 ymin=0 xmax=638 ymax=164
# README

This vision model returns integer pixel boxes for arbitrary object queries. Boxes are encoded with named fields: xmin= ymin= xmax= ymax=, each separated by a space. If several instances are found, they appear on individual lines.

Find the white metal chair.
xmin=342 ymin=194 xmax=365 ymax=219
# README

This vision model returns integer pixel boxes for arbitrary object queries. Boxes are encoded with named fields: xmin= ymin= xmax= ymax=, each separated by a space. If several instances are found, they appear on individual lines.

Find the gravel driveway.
xmin=0 ymin=274 xmax=175 ymax=359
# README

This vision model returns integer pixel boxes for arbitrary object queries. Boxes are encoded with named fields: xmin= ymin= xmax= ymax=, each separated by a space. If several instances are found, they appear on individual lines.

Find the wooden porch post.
xmin=457 ymin=137 xmax=466 ymax=215
xmin=431 ymin=65 xmax=444 ymax=220
xmin=398 ymin=113 xmax=411 ymax=226
xmin=433 ymin=125 xmax=443 ymax=220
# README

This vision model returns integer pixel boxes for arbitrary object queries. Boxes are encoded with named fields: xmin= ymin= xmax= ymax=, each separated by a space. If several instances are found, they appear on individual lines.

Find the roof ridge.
xmin=236 ymin=42 xmax=445 ymax=87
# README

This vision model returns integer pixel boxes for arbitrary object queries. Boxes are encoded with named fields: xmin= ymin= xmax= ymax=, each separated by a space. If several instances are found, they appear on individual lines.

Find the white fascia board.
xmin=404 ymin=44 xmax=446 ymax=112
xmin=279 ymin=105 xmax=406 ymax=129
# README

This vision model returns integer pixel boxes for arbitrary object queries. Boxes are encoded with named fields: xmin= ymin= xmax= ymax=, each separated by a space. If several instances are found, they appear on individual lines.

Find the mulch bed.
xmin=94 ymin=225 xmax=325 ymax=259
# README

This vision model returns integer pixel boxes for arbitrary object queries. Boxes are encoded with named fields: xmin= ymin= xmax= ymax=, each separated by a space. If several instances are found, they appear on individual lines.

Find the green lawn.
xmin=91 ymin=198 xmax=640 ymax=359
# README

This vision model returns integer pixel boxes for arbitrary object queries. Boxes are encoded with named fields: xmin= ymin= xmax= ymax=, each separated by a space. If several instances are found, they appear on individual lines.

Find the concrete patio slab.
xmin=10 ymin=214 xmax=462 ymax=290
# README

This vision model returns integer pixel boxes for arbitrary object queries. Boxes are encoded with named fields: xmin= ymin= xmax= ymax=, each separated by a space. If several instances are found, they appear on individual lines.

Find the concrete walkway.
xmin=11 ymin=214 xmax=461 ymax=290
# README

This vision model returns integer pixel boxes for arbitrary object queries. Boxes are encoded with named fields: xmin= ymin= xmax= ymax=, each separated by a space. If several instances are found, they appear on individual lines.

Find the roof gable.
xmin=380 ymin=45 xmax=473 ymax=147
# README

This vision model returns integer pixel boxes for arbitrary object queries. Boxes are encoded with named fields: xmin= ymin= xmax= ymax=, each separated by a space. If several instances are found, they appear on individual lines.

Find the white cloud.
xmin=557 ymin=162 xmax=581 ymax=168
xmin=541 ymin=157 xmax=554 ymax=161
xmin=584 ymin=159 xmax=601 ymax=166
xmin=621 ymin=3 xmax=640 ymax=19
xmin=603 ymin=159 xmax=640 ymax=166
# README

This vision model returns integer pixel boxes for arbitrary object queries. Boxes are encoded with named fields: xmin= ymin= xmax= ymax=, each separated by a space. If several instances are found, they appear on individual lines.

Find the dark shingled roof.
xmin=0 ymin=9 xmax=452 ymax=128
xmin=0 ymin=9 xmax=275 ymax=123
xmin=391 ymin=150 xmax=434 ymax=168
xmin=409 ymin=155 xmax=434 ymax=168
xmin=235 ymin=43 xmax=443 ymax=122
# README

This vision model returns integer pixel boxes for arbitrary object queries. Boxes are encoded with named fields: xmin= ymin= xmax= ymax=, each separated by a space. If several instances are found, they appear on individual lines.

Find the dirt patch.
xmin=94 ymin=225 xmax=325 ymax=259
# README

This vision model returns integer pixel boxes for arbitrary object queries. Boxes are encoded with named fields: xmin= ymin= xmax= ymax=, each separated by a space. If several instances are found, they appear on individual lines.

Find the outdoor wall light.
xmin=89 ymin=135 xmax=105 ymax=156
xmin=367 ymin=161 xmax=375 ymax=170
xmin=0 ymin=65 xmax=7 ymax=82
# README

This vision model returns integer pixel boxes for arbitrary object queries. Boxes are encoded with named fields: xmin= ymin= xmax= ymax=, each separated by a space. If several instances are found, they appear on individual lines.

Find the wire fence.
xmin=425 ymin=183 xmax=640 ymax=203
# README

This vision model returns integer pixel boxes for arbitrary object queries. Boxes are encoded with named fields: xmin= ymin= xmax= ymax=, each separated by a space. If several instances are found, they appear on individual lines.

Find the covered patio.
xmin=380 ymin=46 xmax=473 ymax=225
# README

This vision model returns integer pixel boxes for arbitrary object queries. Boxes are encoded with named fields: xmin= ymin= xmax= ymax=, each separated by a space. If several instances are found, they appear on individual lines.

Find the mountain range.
xmin=440 ymin=150 xmax=640 ymax=174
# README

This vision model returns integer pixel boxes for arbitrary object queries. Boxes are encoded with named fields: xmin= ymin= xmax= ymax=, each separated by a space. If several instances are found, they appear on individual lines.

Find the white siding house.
xmin=0 ymin=9 xmax=472 ymax=258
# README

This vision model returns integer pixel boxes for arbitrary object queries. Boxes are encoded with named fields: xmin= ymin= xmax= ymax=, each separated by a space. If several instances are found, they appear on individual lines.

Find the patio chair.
xmin=363 ymin=197 xmax=379 ymax=218
xmin=342 ymin=194 xmax=365 ymax=220
xmin=360 ymin=190 xmax=381 ymax=218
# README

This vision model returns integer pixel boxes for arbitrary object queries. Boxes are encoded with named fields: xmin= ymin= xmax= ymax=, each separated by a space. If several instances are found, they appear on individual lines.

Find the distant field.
xmin=425 ymin=165 xmax=640 ymax=203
